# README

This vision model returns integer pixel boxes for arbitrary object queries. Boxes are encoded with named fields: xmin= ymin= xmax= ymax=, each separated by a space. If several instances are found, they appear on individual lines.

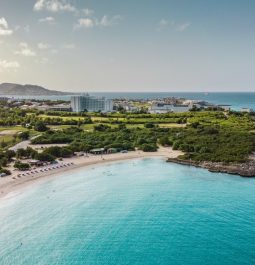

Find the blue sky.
xmin=0 ymin=0 xmax=255 ymax=92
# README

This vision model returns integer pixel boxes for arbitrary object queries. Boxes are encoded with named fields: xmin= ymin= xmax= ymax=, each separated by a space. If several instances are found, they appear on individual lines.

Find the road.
xmin=9 ymin=135 xmax=40 ymax=152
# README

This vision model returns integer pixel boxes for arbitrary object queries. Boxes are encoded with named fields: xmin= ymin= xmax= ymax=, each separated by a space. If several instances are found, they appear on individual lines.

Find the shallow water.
xmin=1 ymin=158 xmax=255 ymax=265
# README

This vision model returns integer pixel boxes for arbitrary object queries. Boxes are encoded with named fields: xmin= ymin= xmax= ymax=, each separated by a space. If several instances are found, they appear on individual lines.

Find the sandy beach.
xmin=0 ymin=147 xmax=183 ymax=200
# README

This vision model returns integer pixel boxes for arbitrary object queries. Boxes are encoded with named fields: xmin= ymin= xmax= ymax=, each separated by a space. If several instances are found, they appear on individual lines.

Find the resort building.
xmin=149 ymin=103 xmax=192 ymax=114
xmin=241 ymin=108 xmax=254 ymax=113
xmin=71 ymin=94 xmax=113 ymax=113
xmin=90 ymin=148 xmax=105 ymax=155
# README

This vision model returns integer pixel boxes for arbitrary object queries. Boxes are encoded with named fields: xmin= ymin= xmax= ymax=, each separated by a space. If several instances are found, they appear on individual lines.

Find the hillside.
xmin=0 ymin=83 xmax=73 ymax=96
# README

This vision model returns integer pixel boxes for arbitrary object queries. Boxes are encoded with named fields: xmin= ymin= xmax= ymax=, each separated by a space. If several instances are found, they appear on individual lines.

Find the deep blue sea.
xmin=12 ymin=92 xmax=255 ymax=111
xmin=1 ymin=158 xmax=255 ymax=265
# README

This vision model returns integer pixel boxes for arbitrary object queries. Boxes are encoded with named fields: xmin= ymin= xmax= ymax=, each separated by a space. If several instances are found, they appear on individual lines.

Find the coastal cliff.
xmin=167 ymin=158 xmax=255 ymax=177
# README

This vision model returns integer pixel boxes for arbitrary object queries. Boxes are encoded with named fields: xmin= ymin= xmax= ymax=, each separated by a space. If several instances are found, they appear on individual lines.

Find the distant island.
xmin=0 ymin=83 xmax=74 ymax=96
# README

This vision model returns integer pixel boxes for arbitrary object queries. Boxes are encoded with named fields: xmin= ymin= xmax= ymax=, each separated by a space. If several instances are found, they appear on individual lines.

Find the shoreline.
xmin=167 ymin=158 xmax=255 ymax=178
xmin=2 ymin=147 xmax=253 ymax=202
xmin=0 ymin=147 xmax=183 ymax=200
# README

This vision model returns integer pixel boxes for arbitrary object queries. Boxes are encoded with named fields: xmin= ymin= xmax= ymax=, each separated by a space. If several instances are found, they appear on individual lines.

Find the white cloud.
xmin=0 ymin=60 xmax=20 ymax=71
xmin=99 ymin=15 xmax=122 ymax=27
xmin=15 ymin=42 xmax=36 ymax=57
xmin=34 ymin=0 xmax=76 ymax=12
xmin=75 ymin=18 xmax=94 ymax=29
xmin=157 ymin=19 xmax=174 ymax=31
xmin=62 ymin=43 xmax=75 ymax=49
xmin=34 ymin=0 xmax=44 ymax=10
xmin=83 ymin=8 xmax=94 ymax=16
xmin=14 ymin=25 xmax=30 ymax=33
xmin=75 ymin=15 xmax=122 ymax=30
xmin=39 ymin=16 xmax=55 ymax=23
xmin=0 ymin=17 xmax=13 ymax=36
xmin=38 ymin=42 xmax=50 ymax=49
xmin=176 ymin=22 xmax=191 ymax=32
xmin=157 ymin=19 xmax=191 ymax=32
xmin=159 ymin=19 xmax=169 ymax=27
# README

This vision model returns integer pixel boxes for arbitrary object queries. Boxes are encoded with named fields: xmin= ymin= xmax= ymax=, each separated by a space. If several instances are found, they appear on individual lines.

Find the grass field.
xmin=0 ymin=126 xmax=41 ymax=150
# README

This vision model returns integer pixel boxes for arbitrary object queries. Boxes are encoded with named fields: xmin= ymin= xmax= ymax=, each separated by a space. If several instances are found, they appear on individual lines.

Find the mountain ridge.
xmin=0 ymin=83 xmax=74 ymax=96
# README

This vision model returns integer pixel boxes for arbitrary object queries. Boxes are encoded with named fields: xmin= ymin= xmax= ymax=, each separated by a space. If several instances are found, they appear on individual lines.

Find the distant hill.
xmin=0 ymin=83 xmax=74 ymax=96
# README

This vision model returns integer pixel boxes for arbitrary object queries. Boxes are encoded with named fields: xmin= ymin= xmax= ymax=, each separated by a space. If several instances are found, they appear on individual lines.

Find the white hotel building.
xmin=71 ymin=94 xmax=113 ymax=113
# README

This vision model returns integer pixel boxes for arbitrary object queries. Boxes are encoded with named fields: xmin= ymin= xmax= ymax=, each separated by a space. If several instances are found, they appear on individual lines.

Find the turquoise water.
xmin=1 ymin=158 xmax=255 ymax=265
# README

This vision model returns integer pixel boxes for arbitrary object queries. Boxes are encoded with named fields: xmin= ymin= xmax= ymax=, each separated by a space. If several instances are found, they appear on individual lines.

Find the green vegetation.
xmin=31 ymin=111 xmax=255 ymax=163
xmin=34 ymin=121 xmax=48 ymax=132
xmin=0 ymin=106 xmax=255 ymax=172
xmin=172 ymin=124 xmax=255 ymax=163
xmin=14 ymin=161 xmax=31 ymax=171
xmin=32 ymin=125 xmax=165 ymax=153
xmin=0 ymin=150 xmax=15 ymax=170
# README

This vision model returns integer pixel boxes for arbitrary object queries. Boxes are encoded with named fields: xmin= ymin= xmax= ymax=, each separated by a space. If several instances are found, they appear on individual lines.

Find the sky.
xmin=0 ymin=0 xmax=255 ymax=92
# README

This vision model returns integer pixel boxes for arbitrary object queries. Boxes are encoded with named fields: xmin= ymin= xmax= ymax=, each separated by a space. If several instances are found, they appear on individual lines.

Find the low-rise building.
xmin=48 ymin=104 xmax=71 ymax=112
xmin=149 ymin=103 xmax=192 ymax=114
xmin=90 ymin=148 xmax=105 ymax=155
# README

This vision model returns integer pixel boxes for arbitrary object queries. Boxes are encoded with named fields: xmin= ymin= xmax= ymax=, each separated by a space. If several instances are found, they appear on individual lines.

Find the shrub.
xmin=159 ymin=136 xmax=172 ymax=146
xmin=14 ymin=161 xmax=30 ymax=171
xmin=144 ymin=123 xmax=155 ymax=128
xmin=34 ymin=121 xmax=48 ymax=132
xmin=19 ymin=131 xmax=29 ymax=140
xmin=0 ymin=168 xmax=11 ymax=176
xmin=36 ymin=153 xmax=55 ymax=162
xmin=140 ymin=144 xmax=158 ymax=152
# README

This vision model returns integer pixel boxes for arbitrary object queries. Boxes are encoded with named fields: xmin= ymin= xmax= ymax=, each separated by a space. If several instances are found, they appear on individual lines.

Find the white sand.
xmin=0 ymin=147 xmax=183 ymax=200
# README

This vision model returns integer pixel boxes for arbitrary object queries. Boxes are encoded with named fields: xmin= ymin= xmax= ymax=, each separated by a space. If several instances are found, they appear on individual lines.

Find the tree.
xmin=94 ymin=124 xmax=111 ymax=132
xmin=43 ymin=146 xmax=62 ymax=157
xmin=0 ymin=140 xmax=7 ymax=148
xmin=159 ymin=136 xmax=172 ymax=146
xmin=34 ymin=121 xmax=48 ymax=132
xmin=5 ymin=150 xmax=16 ymax=161
xmin=19 ymin=131 xmax=30 ymax=140
xmin=141 ymin=144 xmax=158 ymax=152
xmin=14 ymin=161 xmax=30 ymax=171
xmin=60 ymin=147 xmax=73 ymax=158
xmin=144 ymin=123 xmax=155 ymax=128
xmin=0 ymin=157 xmax=8 ymax=167
xmin=36 ymin=152 xmax=55 ymax=162
xmin=16 ymin=148 xmax=27 ymax=159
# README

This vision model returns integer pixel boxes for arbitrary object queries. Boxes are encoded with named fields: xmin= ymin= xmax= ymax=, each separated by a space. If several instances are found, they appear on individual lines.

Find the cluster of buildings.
xmin=4 ymin=94 xmax=254 ymax=114
xmin=148 ymin=99 xmax=230 ymax=114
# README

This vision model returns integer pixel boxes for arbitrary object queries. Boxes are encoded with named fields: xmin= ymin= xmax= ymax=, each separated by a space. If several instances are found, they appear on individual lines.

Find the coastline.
xmin=0 ymin=147 xmax=183 ymax=200
xmin=2 ymin=146 xmax=254 ymax=202
xmin=167 ymin=158 xmax=255 ymax=178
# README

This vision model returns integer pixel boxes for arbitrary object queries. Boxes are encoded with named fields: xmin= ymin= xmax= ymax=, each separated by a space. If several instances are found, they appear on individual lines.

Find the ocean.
xmin=12 ymin=92 xmax=255 ymax=111
xmin=1 ymin=158 xmax=255 ymax=265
